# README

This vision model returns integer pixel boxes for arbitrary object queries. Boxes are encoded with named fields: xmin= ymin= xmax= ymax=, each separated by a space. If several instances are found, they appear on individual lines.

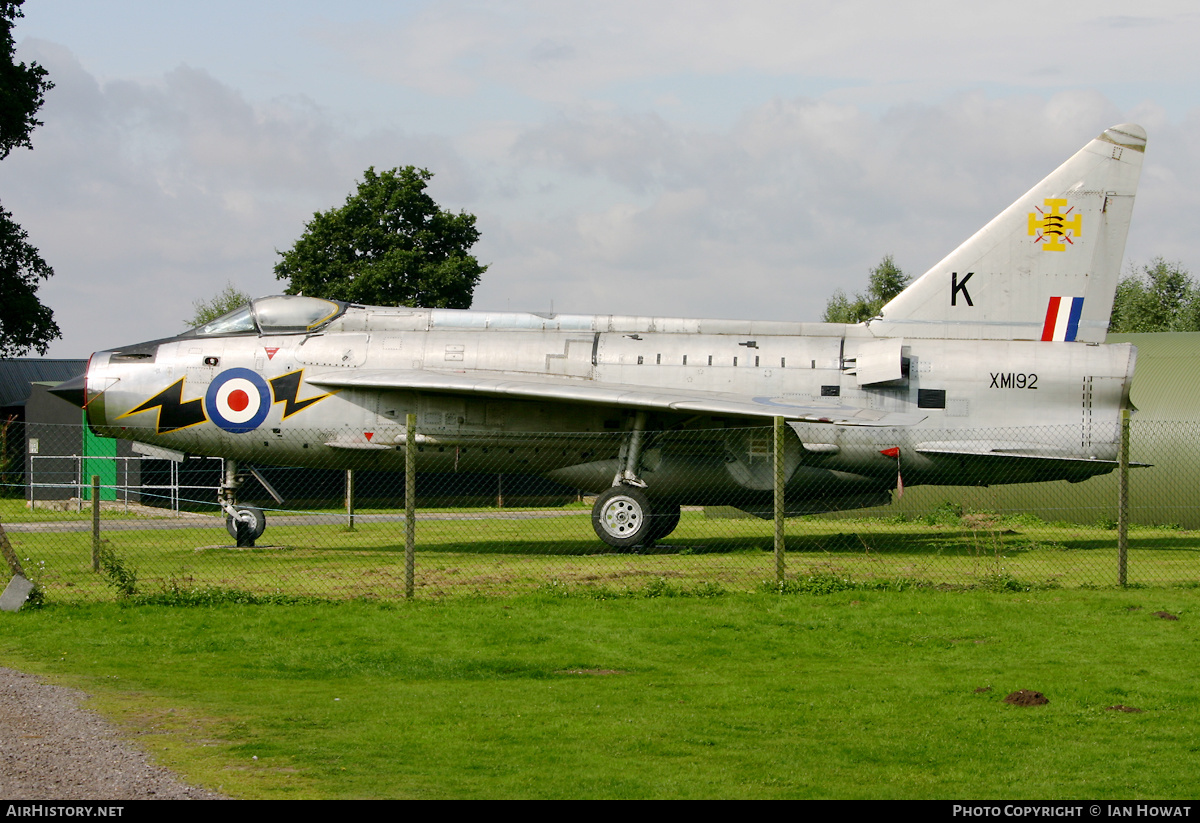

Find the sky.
xmin=5 ymin=0 xmax=1200 ymax=358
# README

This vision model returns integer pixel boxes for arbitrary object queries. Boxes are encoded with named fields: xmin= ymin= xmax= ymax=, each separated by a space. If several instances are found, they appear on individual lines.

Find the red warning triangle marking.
xmin=264 ymin=347 xmax=280 ymax=360
xmin=364 ymin=432 xmax=374 ymax=441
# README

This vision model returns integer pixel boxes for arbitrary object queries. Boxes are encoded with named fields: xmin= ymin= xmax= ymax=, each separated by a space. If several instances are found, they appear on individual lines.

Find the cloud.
xmin=474 ymin=89 xmax=1190 ymax=324
xmin=5 ymin=20 xmax=1200 ymax=358
xmin=0 ymin=40 xmax=476 ymax=355
xmin=319 ymin=1 xmax=1200 ymax=110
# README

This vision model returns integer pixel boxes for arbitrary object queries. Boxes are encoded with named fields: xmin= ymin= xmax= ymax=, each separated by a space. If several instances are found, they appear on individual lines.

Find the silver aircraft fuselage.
xmin=62 ymin=123 xmax=1148 ymax=547
xmin=82 ymin=300 xmax=1135 ymax=503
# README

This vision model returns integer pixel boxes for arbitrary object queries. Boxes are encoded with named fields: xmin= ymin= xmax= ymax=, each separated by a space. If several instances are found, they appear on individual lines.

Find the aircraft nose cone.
xmin=49 ymin=372 xmax=87 ymax=408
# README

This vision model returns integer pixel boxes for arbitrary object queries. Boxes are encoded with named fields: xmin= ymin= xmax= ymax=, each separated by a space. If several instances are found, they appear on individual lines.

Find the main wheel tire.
xmin=647 ymin=503 xmax=681 ymax=542
xmin=592 ymin=486 xmax=654 ymax=549
xmin=225 ymin=506 xmax=267 ymax=541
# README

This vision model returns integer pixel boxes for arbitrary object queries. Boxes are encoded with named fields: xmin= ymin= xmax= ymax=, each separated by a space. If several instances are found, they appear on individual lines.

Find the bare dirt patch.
xmin=1003 ymin=689 xmax=1049 ymax=706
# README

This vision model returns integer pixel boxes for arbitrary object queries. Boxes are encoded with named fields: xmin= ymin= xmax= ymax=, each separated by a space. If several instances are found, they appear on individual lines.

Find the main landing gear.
xmin=592 ymin=487 xmax=681 ymax=550
xmin=589 ymin=412 xmax=681 ymax=551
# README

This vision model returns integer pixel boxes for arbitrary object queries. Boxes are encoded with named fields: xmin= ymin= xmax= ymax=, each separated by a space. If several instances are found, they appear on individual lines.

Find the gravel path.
xmin=0 ymin=667 xmax=226 ymax=799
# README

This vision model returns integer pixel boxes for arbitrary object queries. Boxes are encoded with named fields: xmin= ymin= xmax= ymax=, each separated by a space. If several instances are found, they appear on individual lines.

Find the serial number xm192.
xmin=990 ymin=372 xmax=1038 ymax=389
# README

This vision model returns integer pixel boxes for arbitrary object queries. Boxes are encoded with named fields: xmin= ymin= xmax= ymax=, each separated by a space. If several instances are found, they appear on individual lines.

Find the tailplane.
xmin=872 ymin=124 xmax=1145 ymax=342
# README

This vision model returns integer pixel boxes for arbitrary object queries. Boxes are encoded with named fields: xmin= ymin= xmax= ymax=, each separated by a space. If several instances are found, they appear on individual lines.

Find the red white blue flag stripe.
xmin=1041 ymin=296 xmax=1084 ymax=341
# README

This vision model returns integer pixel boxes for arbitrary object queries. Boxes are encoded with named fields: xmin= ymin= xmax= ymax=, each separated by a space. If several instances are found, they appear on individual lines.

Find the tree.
xmin=1108 ymin=258 xmax=1200 ymax=333
xmin=186 ymin=282 xmax=251 ymax=328
xmin=0 ymin=0 xmax=57 ymax=358
xmin=823 ymin=254 xmax=910 ymax=323
xmin=274 ymin=166 xmax=486 ymax=309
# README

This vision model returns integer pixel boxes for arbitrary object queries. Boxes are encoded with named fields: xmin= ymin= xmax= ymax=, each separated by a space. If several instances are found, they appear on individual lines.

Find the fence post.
xmin=405 ymin=413 xmax=416 ymax=599
xmin=91 ymin=474 xmax=101 ymax=571
xmin=1118 ymin=408 xmax=1130 ymax=587
xmin=774 ymin=416 xmax=786 ymax=585
xmin=0 ymin=519 xmax=24 ymax=578
xmin=345 ymin=469 xmax=355 ymax=531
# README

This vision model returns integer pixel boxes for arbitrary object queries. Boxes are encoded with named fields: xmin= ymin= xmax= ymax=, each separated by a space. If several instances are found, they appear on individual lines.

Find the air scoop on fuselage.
xmin=105 ymin=338 xmax=161 ymax=362
xmin=49 ymin=337 xmax=165 ymax=410
xmin=62 ymin=338 xmax=168 ymax=428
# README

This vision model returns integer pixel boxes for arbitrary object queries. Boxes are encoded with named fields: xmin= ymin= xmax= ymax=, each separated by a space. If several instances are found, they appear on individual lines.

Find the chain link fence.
xmin=1 ymin=417 xmax=1197 ymax=603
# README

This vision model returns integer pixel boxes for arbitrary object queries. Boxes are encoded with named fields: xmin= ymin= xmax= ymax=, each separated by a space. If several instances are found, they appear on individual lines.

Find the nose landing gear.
xmin=218 ymin=460 xmax=280 ymax=547
xmin=225 ymin=505 xmax=266 ymax=545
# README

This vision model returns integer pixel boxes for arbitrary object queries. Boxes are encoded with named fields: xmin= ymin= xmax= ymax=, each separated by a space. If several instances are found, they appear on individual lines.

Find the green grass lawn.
xmin=1 ymin=588 xmax=1197 ymax=798
xmin=5 ymin=507 xmax=1199 ymax=602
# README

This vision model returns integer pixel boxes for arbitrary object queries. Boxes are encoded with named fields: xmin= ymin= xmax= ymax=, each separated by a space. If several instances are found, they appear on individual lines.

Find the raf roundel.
xmin=205 ymin=368 xmax=271 ymax=433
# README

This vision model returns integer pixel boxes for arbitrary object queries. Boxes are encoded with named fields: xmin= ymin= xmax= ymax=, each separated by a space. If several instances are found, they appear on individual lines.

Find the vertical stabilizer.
xmin=872 ymin=124 xmax=1145 ymax=342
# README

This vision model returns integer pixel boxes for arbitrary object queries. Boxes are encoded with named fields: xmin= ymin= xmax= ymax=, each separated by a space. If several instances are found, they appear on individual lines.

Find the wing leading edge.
xmin=306 ymin=369 xmax=927 ymax=427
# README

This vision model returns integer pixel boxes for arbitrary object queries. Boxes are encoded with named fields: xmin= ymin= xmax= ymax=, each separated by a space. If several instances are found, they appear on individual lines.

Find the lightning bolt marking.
xmin=269 ymin=370 xmax=331 ymax=419
xmin=116 ymin=378 xmax=208 ymax=434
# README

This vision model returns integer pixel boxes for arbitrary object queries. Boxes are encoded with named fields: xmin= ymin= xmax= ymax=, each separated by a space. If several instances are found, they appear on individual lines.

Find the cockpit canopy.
xmin=189 ymin=295 xmax=345 ymax=337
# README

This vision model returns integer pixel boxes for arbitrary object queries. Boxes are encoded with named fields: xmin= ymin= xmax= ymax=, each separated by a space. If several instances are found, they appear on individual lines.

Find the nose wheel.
xmin=218 ymin=459 xmax=278 ymax=547
xmin=225 ymin=506 xmax=267 ymax=545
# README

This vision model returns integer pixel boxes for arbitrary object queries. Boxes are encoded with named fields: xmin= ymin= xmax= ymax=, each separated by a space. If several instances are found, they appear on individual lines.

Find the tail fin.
xmin=872 ymin=124 xmax=1145 ymax=342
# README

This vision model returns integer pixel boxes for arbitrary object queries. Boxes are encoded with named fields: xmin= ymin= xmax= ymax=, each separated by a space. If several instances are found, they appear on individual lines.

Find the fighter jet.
xmin=55 ymin=124 xmax=1147 ymax=549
